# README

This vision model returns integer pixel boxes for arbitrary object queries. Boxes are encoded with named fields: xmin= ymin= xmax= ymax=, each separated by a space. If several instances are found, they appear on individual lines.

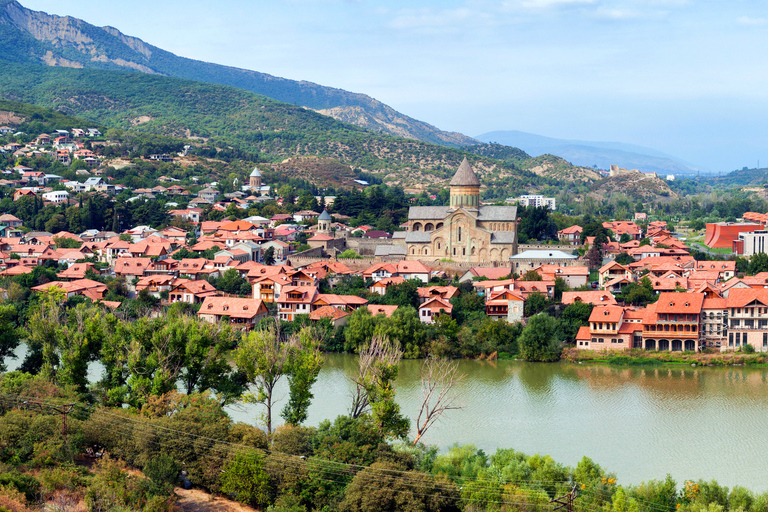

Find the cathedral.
xmin=405 ymin=158 xmax=518 ymax=262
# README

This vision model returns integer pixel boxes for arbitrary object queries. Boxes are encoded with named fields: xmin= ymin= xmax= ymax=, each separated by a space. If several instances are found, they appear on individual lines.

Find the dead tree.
xmin=413 ymin=357 xmax=464 ymax=445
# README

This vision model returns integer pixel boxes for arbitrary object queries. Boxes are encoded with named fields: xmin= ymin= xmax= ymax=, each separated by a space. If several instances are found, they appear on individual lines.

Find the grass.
xmin=562 ymin=348 xmax=768 ymax=366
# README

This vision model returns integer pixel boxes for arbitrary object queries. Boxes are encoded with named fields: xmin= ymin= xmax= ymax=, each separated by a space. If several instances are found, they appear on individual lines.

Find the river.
xmin=7 ymin=347 xmax=768 ymax=491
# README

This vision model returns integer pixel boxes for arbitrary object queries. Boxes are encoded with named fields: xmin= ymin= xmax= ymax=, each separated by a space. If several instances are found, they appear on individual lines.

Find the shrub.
xmin=0 ymin=473 xmax=40 ymax=503
xmin=220 ymin=452 xmax=270 ymax=508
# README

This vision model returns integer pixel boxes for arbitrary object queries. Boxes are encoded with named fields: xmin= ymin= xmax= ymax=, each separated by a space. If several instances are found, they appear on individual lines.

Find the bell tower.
xmin=449 ymin=158 xmax=480 ymax=209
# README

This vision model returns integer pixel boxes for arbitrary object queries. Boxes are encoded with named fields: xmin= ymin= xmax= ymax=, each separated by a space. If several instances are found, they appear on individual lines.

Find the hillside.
xmin=0 ymin=98 xmax=103 ymax=133
xmin=705 ymin=167 xmax=768 ymax=188
xmin=0 ymin=61 xmax=563 ymax=196
xmin=0 ymin=0 xmax=477 ymax=148
xmin=589 ymin=171 xmax=679 ymax=203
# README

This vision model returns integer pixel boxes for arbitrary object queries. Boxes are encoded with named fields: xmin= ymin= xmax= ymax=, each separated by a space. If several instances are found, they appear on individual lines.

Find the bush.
xmin=220 ymin=452 xmax=270 ymax=508
xmin=0 ymin=473 xmax=40 ymax=503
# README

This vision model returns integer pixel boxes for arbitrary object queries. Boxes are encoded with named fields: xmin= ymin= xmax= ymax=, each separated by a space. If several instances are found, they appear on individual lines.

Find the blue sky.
xmin=20 ymin=0 xmax=768 ymax=172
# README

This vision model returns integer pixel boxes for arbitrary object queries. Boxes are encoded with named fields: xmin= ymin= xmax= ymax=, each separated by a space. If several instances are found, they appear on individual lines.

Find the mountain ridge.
xmin=476 ymin=129 xmax=701 ymax=176
xmin=0 ymin=0 xmax=478 ymax=148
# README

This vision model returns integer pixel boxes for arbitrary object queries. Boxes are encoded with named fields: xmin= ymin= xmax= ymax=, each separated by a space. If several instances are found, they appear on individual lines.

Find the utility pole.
xmin=550 ymin=484 xmax=579 ymax=512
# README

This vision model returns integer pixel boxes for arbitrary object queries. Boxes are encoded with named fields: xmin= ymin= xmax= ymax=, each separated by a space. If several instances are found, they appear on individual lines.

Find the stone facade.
xmin=405 ymin=158 xmax=517 ymax=263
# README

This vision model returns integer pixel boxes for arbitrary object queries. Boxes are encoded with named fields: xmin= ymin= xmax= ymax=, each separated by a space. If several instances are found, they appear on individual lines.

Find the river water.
xmin=7 ymin=347 xmax=768 ymax=491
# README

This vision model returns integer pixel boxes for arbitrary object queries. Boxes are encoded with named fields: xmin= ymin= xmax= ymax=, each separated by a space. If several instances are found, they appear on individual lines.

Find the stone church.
xmin=405 ymin=158 xmax=518 ymax=262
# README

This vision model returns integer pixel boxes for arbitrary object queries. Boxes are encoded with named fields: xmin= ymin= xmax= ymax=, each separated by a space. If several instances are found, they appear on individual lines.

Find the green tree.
xmin=344 ymin=307 xmax=383 ymax=352
xmin=518 ymin=313 xmax=561 ymax=362
xmin=524 ymin=292 xmax=549 ymax=317
xmin=263 ymin=246 xmax=276 ymax=265
xmin=0 ymin=304 xmax=21 ymax=373
xmin=350 ymin=336 xmax=409 ymax=440
xmin=748 ymin=252 xmax=768 ymax=275
xmin=281 ymin=327 xmax=324 ymax=426
xmin=235 ymin=321 xmax=294 ymax=435
xmin=615 ymin=252 xmax=634 ymax=265
xmin=220 ymin=452 xmax=270 ymax=508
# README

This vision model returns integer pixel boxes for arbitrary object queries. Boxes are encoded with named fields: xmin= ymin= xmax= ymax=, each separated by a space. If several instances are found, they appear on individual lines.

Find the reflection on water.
xmin=6 ymin=346 xmax=768 ymax=492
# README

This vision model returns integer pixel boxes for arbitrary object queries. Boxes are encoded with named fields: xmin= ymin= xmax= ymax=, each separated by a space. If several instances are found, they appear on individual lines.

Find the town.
xmin=2 ymin=125 xmax=768 ymax=358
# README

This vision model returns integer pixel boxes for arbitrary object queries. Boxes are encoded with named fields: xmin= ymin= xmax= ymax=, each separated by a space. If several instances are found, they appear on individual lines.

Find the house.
xmin=458 ymin=267 xmax=514 ymax=283
xmin=57 ymin=262 xmax=96 ymax=281
xmin=135 ymin=275 xmax=178 ymax=297
xmin=277 ymin=286 xmax=318 ymax=321
xmin=418 ymin=297 xmax=453 ymax=324
xmin=0 ymin=214 xmax=22 ymax=228
xmin=252 ymin=274 xmax=293 ymax=303
xmin=725 ymin=288 xmax=768 ymax=351
xmin=533 ymin=264 xmax=589 ymax=289
xmin=309 ymin=305 xmax=351 ymax=328
xmin=514 ymin=280 xmax=555 ymax=299
xmin=197 ymin=187 xmax=218 ymax=203
xmin=31 ymin=279 xmax=108 ymax=301
xmin=113 ymin=257 xmax=153 ymax=286
xmin=485 ymin=289 xmax=525 ymax=322
xmin=576 ymin=306 xmax=643 ymax=351
xmin=42 ymin=190 xmax=69 ymax=204
xmin=558 ymin=225 xmax=583 ymax=245
xmin=198 ymin=297 xmax=269 ymax=330
xmin=13 ymin=189 xmax=36 ymax=201
xmin=417 ymin=286 xmax=460 ymax=304
xmin=598 ymin=261 xmax=634 ymax=288
xmin=366 ymin=305 xmax=399 ymax=318
xmin=561 ymin=291 xmax=617 ymax=307
xmin=168 ymin=280 xmax=220 ymax=304
xmin=369 ymin=276 xmax=406 ymax=295
xmin=603 ymin=221 xmax=642 ymax=241
xmin=694 ymin=261 xmax=736 ymax=281
xmin=641 ymin=292 xmax=705 ymax=351
xmin=312 ymin=294 xmax=369 ymax=312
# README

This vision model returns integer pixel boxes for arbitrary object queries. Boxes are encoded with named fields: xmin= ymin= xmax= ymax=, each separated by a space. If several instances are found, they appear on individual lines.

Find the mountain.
xmin=475 ymin=130 xmax=700 ymax=176
xmin=0 ymin=61 xmax=555 ymax=197
xmin=0 ymin=0 xmax=477 ymax=148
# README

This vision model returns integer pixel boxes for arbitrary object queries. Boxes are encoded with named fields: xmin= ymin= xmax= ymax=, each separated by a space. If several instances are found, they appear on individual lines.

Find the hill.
xmin=705 ymin=167 xmax=768 ymax=188
xmin=475 ymin=129 xmax=700 ymax=176
xmin=0 ymin=61 xmax=563 ymax=196
xmin=589 ymin=171 xmax=679 ymax=203
xmin=0 ymin=98 xmax=103 ymax=134
xmin=0 ymin=0 xmax=477 ymax=148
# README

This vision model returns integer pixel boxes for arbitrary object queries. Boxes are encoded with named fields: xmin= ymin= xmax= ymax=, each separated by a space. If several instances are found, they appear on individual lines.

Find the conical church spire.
xmin=449 ymin=158 xmax=481 ymax=208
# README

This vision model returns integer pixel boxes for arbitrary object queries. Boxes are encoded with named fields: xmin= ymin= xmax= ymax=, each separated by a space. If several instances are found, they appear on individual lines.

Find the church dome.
xmin=449 ymin=158 xmax=480 ymax=187
xmin=250 ymin=167 xmax=262 ymax=177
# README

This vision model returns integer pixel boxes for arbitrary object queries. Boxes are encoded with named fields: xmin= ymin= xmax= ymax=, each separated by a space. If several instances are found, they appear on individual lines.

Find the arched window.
xmin=458 ymin=227 xmax=462 ymax=241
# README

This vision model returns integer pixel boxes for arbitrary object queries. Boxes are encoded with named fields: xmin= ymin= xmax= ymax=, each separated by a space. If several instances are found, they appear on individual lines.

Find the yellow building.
xmin=405 ymin=158 xmax=518 ymax=262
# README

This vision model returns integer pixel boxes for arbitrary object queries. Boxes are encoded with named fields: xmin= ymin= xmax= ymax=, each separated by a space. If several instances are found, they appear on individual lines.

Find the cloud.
xmin=737 ymin=16 xmax=768 ymax=26
xmin=388 ymin=7 xmax=492 ymax=31
xmin=593 ymin=7 xmax=641 ymax=19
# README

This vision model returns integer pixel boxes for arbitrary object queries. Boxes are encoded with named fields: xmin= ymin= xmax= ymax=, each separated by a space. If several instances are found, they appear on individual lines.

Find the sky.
xmin=19 ymin=0 xmax=768 ymax=172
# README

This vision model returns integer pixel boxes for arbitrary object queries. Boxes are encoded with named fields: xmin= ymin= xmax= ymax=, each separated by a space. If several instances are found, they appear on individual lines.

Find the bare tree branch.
xmin=413 ymin=357 xmax=464 ymax=445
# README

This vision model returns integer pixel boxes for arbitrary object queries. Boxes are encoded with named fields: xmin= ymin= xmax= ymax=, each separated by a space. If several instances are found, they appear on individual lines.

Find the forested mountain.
xmin=0 ymin=0 xmax=477 ymax=147
xmin=0 ymin=61 xmax=574 ymax=197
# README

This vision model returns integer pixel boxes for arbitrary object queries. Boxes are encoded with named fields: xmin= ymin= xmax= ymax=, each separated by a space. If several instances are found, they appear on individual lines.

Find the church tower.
xmin=317 ymin=210 xmax=332 ymax=234
xmin=449 ymin=158 xmax=481 ymax=209
xmin=249 ymin=166 xmax=262 ymax=190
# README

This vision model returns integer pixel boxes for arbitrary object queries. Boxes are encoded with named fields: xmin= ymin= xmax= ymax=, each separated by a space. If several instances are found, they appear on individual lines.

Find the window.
xmin=763 ymin=333 xmax=767 ymax=348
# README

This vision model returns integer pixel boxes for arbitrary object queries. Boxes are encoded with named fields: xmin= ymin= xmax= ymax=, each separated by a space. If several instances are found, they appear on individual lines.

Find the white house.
xmin=42 ymin=190 xmax=69 ymax=204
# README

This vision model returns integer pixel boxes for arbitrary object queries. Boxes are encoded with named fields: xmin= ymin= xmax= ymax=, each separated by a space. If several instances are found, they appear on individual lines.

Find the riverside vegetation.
xmin=2 ymin=297 xmax=768 ymax=512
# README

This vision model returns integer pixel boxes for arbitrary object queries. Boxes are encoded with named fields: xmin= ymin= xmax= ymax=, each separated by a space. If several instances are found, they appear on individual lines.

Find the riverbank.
xmin=562 ymin=347 xmax=768 ymax=366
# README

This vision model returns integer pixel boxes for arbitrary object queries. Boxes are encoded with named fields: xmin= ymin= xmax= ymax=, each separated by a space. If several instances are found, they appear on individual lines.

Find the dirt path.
xmin=174 ymin=488 xmax=259 ymax=512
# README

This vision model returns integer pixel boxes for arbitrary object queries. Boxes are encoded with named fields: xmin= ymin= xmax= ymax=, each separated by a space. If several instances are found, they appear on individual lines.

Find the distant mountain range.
xmin=0 ymin=0 xmax=476 ymax=148
xmin=475 ymin=130 xmax=701 ymax=176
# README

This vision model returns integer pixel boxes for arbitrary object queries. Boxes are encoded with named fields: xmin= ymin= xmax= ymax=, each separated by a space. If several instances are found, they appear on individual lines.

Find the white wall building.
xmin=738 ymin=230 xmax=768 ymax=256
xmin=513 ymin=194 xmax=556 ymax=210
xmin=42 ymin=190 xmax=69 ymax=203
